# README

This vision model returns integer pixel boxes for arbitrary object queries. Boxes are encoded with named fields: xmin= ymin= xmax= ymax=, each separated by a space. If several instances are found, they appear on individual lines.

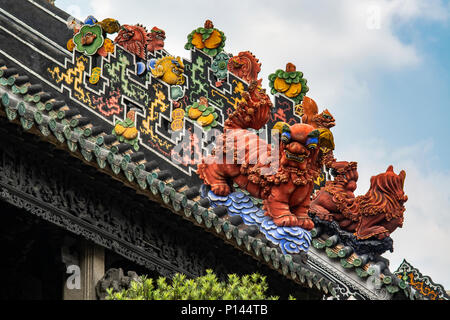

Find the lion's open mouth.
xmin=285 ymin=150 xmax=307 ymax=163
xmin=172 ymin=68 xmax=182 ymax=76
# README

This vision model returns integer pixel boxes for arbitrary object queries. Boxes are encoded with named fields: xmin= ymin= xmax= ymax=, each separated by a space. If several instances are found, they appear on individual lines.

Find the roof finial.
xmin=286 ymin=63 xmax=296 ymax=73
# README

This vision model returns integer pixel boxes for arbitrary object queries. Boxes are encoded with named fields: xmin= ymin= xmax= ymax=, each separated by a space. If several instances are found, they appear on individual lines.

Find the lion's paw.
xmin=273 ymin=215 xmax=299 ymax=227
xmin=211 ymin=184 xmax=231 ymax=196
xmin=376 ymin=230 xmax=390 ymax=240
xmin=296 ymin=217 xmax=314 ymax=230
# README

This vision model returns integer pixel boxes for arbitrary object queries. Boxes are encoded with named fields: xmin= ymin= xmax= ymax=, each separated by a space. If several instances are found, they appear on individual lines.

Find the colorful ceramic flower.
xmin=170 ymin=86 xmax=184 ymax=101
xmin=211 ymin=52 xmax=230 ymax=80
xmin=73 ymin=24 xmax=105 ymax=56
xmin=268 ymin=63 xmax=309 ymax=104
xmin=184 ymin=20 xmax=226 ymax=57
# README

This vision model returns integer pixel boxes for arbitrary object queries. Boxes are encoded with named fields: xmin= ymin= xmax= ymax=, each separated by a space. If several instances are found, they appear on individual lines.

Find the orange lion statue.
xmin=310 ymin=162 xmax=408 ymax=240
xmin=197 ymin=81 xmax=332 ymax=230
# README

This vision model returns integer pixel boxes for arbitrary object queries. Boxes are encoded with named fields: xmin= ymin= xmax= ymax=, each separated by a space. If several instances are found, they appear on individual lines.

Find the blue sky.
xmin=56 ymin=0 xmax=450 ymax=289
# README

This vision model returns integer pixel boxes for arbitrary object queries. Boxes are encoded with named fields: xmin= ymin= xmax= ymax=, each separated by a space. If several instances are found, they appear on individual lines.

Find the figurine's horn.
xmin=272 ymin=122 xmax=290 ymax=134
xmin=308 ymin=129 xmax=320 ymax=139
xmin=272 ymin=122 xmax=291 ymax=144
xmin=399 ymin=170 xmax=406 ymax=186
xmin=386 ymin=165 xmax=394 ymax=173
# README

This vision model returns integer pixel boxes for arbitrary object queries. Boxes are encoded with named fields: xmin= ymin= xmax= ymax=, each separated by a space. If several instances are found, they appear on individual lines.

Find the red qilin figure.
xmin=310 ymin=162 xmax=408 ymax=240
xmin=114 ymin=24 xmax=150 ymax=60
xmin=228 ymin=51 xmax=262 ymax=85
xmin=147 ymin=27 xmax=165 ymax=52
xmin=197 ymin=81 xmax=333 ymax=229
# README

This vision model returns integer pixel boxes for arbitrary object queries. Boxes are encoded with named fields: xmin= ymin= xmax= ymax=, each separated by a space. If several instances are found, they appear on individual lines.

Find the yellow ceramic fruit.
xmin=114 ymin=123 xmax=126 ymax=135
xmin=204 ymin=30 xmax=222 ymax=49
xmin=192 ymin=33 xmax=205 ymax=49
xmin=188 ymin=107 xmax=203 ymax=120
xmin=123 ymin=127 xmax=138 ymax=140
xmin=285 ymin=82 xmax=302 ymax=98
xmin=197 ymin=114 xmax=215 ymax=126
xmin=273 ymin=78 xmax=289 ymax=93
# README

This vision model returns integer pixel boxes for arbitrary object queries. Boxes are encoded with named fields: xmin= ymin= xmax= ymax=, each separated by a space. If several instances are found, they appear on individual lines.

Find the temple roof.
xmin=394 ymin=260 xmax=450 ymax=300
xmin=0 ymin=0 xmax=433 ymax=300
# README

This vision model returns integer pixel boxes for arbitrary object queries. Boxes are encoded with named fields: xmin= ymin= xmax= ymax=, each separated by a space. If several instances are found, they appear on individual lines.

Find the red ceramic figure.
xmin=197 ymin=81 xmax=333 ymax=230
xmin=310 ymin=164 xmax=408 ymax=240
xmin=114 ymin=24 xmax=150 ymax=60
xmin=227 ymin=51 xmax=262 ymax=85
xmin=147 ymin=27 xmax=166 ymax=52
xmin=301 ymin=96 xmax=335 ymax=130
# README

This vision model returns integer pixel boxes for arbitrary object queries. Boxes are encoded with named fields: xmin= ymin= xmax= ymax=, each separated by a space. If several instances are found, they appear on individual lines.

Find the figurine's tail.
xmin=224 ymin=81 xmax=273 ymax=131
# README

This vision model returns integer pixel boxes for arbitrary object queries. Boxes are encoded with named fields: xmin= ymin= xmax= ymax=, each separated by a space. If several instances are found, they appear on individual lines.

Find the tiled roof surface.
xmin=394 ymin=260 xmax=449 ymax=300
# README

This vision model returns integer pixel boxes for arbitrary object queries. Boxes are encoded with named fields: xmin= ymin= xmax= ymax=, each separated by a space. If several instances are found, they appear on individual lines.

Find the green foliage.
xmin=107 ymin=269 xmax=280 ymax=300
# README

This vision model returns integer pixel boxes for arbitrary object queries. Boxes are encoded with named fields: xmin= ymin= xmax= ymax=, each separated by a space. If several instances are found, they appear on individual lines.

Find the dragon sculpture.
xmin=147 ymin=26 xmax=166 ymax=52
xmin=227 ymin=51 xmax=262 ymax=85
xmin=309 ymin=161 xmax=408 ymax=240
xmin=197 ymin=81 xmax=333 ymax=229
xmin=150 ymin=56 xmax=185 ymax=85
xmin=114 ymin=24 xmax=150 ymax=60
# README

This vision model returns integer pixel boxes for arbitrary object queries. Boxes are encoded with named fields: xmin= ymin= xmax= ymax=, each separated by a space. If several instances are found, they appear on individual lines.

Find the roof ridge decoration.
xmin=0 ymin=60 xmax=336 ymax=297
xmin=0 ymin=3 xmax=420 ymax=299
xmin=394 ymin=259 xmax=450 ymax=300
